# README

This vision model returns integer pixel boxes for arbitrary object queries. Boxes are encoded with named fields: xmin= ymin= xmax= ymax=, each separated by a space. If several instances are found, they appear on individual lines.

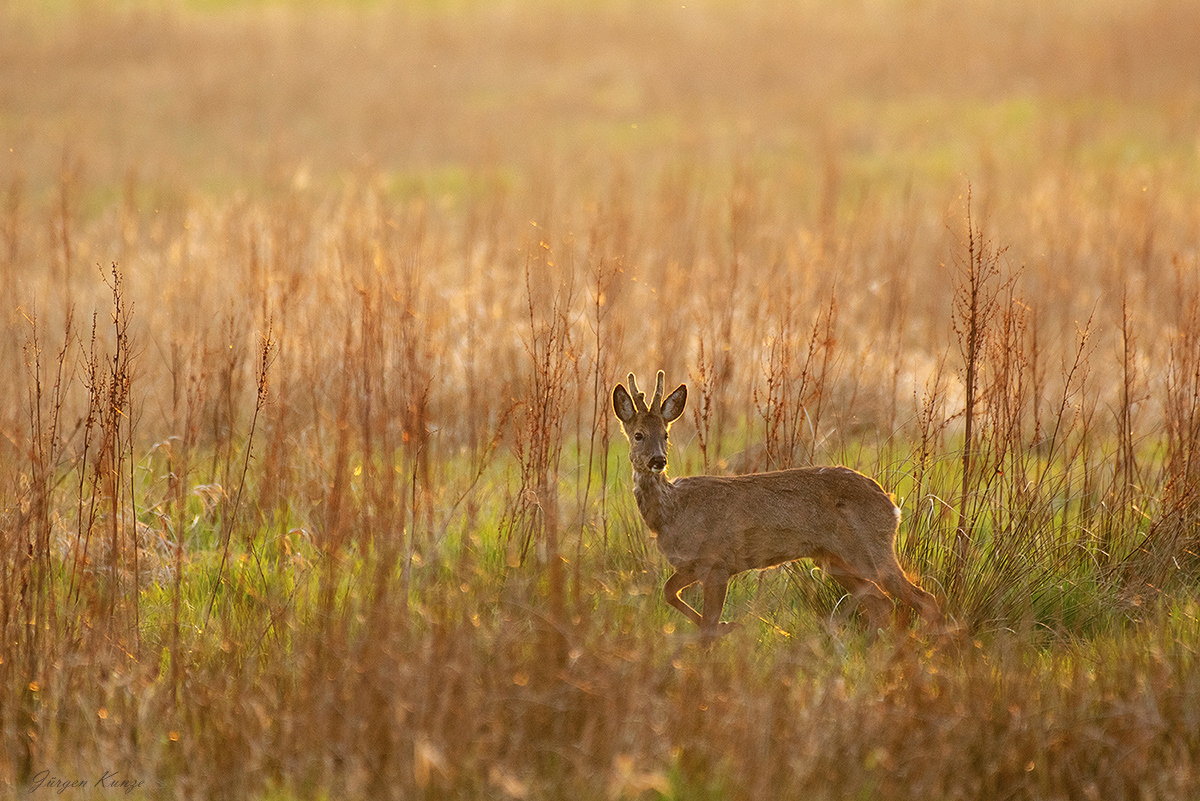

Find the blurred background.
xmin=3 ymin=2 xmax=1200 ymax=798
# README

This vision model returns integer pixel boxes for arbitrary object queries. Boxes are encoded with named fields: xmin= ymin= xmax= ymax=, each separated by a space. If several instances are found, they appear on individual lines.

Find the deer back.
xmin=649 ymin=466 xmax=900 ymax=574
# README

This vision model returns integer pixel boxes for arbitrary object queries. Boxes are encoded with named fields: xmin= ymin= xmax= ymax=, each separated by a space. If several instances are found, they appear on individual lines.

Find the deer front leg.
xmin=663 ymin=568 xmax=703 ymax=627
xmin=700 ymin=571 xmax=731 ymax=634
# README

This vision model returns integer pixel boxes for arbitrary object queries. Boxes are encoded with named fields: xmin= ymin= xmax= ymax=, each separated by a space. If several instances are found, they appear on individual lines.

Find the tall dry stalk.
xmin=950 ymin=193 xmax=1007 ymax=576
xmin=1110 ymin=286 xmax=1142 ymax=560
xmin=71 ymin=264 xmax=141 ymax=652
xmin=164 ymin=338 xmax=204 ymax=708
xmin=53 ymin=155 xmax=81 ymax=309
xmin=706 ymin=170 xmax=754 ymax=455
xmin=13 ymin=306 xmax=76 ymax=786
xmin=690 ymin=336 xmax=718 ymax=472
xmin=1132 ymin=257 xmax=1200 ymax=589
xmin=583 ymin=254 xmax=623 ymax=546
xmin=203 ymin=321 xmax=273 ymax=628
xmin=505 ymin=244 xmax=578 ymax=631
xmin=756 ymin=288 xmax=839 ymax=471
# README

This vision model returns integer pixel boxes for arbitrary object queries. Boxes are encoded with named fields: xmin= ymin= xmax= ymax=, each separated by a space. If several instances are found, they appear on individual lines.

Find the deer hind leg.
xmin=876 ymin=562 xmax=942 ymax=628
xmin=663 ymin=568 xmax=703 ymax=628
xmin=820 ymin=557 xmax=894 ymax=632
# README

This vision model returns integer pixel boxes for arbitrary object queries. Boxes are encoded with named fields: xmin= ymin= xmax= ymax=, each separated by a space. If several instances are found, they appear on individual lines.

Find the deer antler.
xmin=649 ymin=370 xmax=665 ymax=413
xmin=628 ymin=373 xmax=649 ymax=412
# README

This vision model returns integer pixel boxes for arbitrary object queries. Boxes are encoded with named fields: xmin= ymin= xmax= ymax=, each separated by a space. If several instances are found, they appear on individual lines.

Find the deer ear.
xmin=660 ymin=384 xmax=687 ymax=423
xmin=613 ymin=384 xmax=637 ymax=423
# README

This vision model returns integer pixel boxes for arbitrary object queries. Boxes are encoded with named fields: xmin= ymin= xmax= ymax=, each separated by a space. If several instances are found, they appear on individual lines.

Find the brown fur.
xmin=614 ymin=370 xmax=941 ymax=634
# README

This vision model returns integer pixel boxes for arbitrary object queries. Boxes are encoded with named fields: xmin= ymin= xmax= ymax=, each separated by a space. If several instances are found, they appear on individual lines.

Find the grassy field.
xmin=3 ymin=0 xmax=1200 ymax=798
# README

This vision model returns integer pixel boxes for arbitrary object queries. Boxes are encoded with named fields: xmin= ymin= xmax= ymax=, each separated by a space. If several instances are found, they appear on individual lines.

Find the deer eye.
xmin=633 ymin=432 xmax=644 ymax=442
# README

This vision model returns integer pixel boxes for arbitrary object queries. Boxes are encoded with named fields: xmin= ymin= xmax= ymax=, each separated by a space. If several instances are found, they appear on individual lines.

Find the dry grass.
xmin=2 ymin=0 xmax=1200 ymax=798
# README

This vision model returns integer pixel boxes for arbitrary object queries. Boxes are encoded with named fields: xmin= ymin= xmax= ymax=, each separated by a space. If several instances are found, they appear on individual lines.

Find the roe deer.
xmin=613 ymin=370 xmax=940 ymax=635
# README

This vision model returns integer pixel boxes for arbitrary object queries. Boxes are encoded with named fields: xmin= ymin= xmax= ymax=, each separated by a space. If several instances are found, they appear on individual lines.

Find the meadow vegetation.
xmin=2 ymin=0 xmax=1200 ymax=798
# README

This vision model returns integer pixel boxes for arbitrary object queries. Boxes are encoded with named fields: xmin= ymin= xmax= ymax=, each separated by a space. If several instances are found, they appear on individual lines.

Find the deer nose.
xmin=648 ymin=455 xmax=667 ymax=472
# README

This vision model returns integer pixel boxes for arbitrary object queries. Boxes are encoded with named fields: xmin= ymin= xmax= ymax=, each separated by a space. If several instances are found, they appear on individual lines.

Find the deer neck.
xmin=632 ymin=469 xmax=677 ymax=533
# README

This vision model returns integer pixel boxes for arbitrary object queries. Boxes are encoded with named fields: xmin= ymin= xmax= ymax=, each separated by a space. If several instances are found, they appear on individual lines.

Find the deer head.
xmin=612 ymin=371 xmax=687 ymax=474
